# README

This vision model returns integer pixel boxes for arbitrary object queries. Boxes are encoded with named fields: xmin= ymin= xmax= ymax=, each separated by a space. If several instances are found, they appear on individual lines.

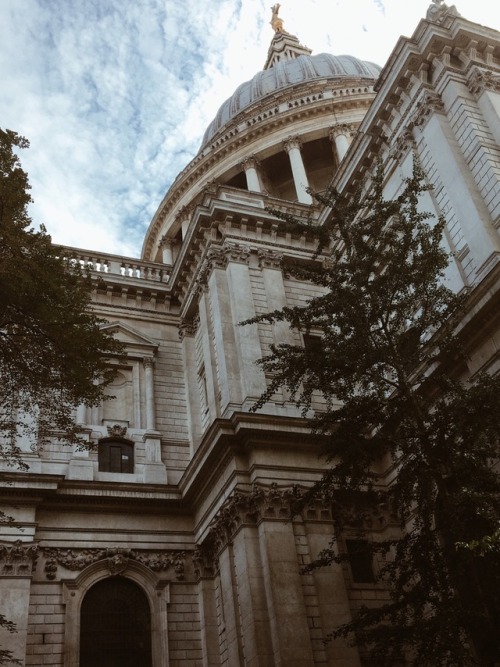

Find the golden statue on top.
xmin=270 ymin=4 xmax=286 ymax=33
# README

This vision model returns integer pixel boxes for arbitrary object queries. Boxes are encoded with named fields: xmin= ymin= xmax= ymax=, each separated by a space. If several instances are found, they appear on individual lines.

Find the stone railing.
xmin=58 ymin=247 xmax=171 ymax=284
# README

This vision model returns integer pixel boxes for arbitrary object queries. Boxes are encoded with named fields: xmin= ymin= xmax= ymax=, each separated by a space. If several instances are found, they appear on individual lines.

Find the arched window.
xmin=80 ymin=577 xmax=152 ymax=667
xmin=98 ymin=438 xmax=134 ymax=473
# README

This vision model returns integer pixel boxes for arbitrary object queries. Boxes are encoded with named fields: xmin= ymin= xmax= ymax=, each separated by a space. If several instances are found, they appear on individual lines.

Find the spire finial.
xmin=270 ymin=4 xmax=286 ymax=33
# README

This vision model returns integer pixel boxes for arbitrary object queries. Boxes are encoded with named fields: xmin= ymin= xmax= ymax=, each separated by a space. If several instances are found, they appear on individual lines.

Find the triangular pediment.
xmin=101 ymin=321 xmax=159 ymax=356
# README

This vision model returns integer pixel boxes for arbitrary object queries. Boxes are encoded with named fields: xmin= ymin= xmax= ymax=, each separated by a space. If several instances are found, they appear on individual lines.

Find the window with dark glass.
xmin=98 ymin=438 xmax=134 ymax=473
xmin=346 ymin=539 xmax=375 ymax=583
xmin=303 ymin=333 xmax=323 ymax=352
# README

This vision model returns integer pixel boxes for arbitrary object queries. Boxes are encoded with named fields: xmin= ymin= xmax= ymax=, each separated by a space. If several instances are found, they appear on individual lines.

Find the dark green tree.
xmin=0 ymin=128 xmax=124 ymax=663
xmin=245 ymin=161 xmax=500 ymax=665
xmin=0 ymin=128 xmax=123 ymax=466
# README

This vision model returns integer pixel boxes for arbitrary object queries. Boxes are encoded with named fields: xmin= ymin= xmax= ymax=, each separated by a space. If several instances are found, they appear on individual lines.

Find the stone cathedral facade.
xmin=1 ymin=3 xmax=500 ymax=666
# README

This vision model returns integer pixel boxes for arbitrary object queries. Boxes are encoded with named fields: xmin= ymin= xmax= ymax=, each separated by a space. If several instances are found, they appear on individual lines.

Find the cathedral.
xmin=1 ymin=2 xmax=500 ymax=665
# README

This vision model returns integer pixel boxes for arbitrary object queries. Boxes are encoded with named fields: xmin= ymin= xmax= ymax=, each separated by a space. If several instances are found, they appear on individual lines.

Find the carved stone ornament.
xmin=196 ymin=247 xmax=228 ymax=292
xmin=468 ymin=68 xmax=500 ymax=97
xmin=329 ymin=123 xmax=355 ymax=141
xmin=159 ymin=234 xmax=175 ymax=249
xmin=258 ymin=248 xmax=283 ymax=269
xmin=178 ymin=314 xmax=200 ymax=339
xmin=410 ymin=91 xmax=445 ymax=130
xmin=390 ymin=128 xmax=416 ymax=162
xmin=241 ymin=156 xmax=260 ymax=171
xmin=205 ymin=483 xmax=320 ymax=556
xmin=283 ymin=136 xmax=302 ymax=153
xmin=0 ymin=540 xmax=39 ymax=576
xmin=143 ymin=356 xmax=155 ymax=369
xmin=426 ymin=0 xmax=460 ymax=23
xmin=223 ymin=242 xmax=251 ymax=265
xmin=107 ymin=424 xmax=128 ymax=438
xmin=42 ymin=546 xmax=186 ymax=581
xmin=174 ymin=204 xmax=194 ymax=223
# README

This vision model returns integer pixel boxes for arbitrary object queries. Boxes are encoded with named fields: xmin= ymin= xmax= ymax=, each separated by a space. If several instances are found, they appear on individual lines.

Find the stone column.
xmin=329 ymin=124 xmax=353 ymax=163
xmin=179 ymin=316 xmax=203 ymax=454
xmin=283 ymin=137 xmax=313 ymax=205
xmin=0 ymin=541 xmax=38 ymax=665
xmin=176 ymin=205 xmax=193 ymax=240
xmin=411 ymin=91 xmax=500 ymax=281
xmin=224 ymin=243 xmax=267 ymax=406
xmin=193 ymin=546 xmax=220 ymax=667
xmin=159 ymin=236 xmax=174 ymax=265
xmin=219 ymin=544 xmax=245 ymax=665
xmin=232 ymin=525 xmax=274 ymax=666
xmin=142 ymin=356 xmax=167 ymax=483
xmin=241 ymin=156 xmax=264 ymax=193
xmin=204 ymin=249 xmax=243 ymax=413
xmin=258 ymin=520 xmax=315 ymax=666
xmin=143 ymin=356 xmax=156 ymax=431
xmin=76 ymin=402 xmax=87 ymax=425
xmin=258 ymin=250 xmax=295 ymax=347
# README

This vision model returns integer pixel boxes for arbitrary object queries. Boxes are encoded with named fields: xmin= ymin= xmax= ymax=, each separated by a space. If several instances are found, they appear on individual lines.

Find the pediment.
xmin=101 ymin=321 xmax=159 ymax=357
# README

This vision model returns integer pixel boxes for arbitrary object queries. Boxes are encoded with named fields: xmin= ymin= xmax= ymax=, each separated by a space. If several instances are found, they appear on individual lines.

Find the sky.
xmin=1 ymin=0 xmax=498 ymax=258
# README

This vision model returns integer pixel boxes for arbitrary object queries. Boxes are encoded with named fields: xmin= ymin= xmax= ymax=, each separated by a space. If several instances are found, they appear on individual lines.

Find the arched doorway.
xmin=80 ymin=576 xmax=152 ymax=667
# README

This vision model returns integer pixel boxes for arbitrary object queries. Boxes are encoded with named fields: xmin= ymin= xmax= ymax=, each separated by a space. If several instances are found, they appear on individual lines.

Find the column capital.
xmin=410 ymin=91 xmax=446 ymax=130
xmin=283 ymin=135 xmax=302 ymax=153
xmin=258 ymin=248 xmax=283 ymax=269
xmin=467 ymin=67 xmax=500 ymax=98
xmin=223 ymin=242 xmax=251 ymax=265
xmin=178 ymin=315 xmax=200 ymax=339
xmin=159 ymin=234 xmax=175 ymax=249
xmin=174 ymin=204 xmax=194 ymax=223
xmin=329 ymin=123 xmax=355 ymax=141
xmin=143 ymin=356 xmax=155 ymax=369
xmin=241 ymin=155 xmax=260 ymax=171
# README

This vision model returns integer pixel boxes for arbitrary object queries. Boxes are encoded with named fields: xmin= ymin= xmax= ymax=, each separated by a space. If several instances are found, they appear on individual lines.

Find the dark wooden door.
xmin=80 ymin=577 xmax=152 ymax=667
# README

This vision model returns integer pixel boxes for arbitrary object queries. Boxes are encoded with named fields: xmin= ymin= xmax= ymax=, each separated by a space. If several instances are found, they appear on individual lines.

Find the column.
xmin=143 ymin=356 xmax=155 ymax=431
xmin=258 ymin=520 xmax=315 ymax=666
xmin=329 ymin=124 xmax=353 ymax=163
xmin=224 ymin=244 xmax=267 ymax=405
xmin=175 ymin=205 xmax=193 ymax=240
xmin=283 ymin=137 xmax=313 ymax=205
xmin=411 ymin=94 xmax=500 ymax=280
xmin=0 ymin=541 xmax=38 ymax=665
xmin=159 ymin=236 xmax=174 ymax=265
xmin=142 ymin=356 xmax=167 ymax=483
xmin=232 ymin=526 xmax=274 ymax=666
xmin=206 ymin=255 xmax=243 ymax=412
xmin=219 ymin=545 xmax=245 ymax=666
xmin=241 ymin=156 xmax=263 ymax=193
xmin=179 ymin=316 xmax=203 ymax=454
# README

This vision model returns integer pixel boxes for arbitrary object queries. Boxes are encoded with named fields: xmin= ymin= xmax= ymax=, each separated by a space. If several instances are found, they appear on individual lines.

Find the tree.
xmin=244 ymin=161 xmax=500 ymax=665
xmin=0 ymin=128 xmax=124 ymax=468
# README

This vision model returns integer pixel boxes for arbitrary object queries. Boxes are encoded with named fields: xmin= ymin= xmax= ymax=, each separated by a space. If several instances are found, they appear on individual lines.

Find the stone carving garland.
xmin=42 ymin=546 xmax=186 ymax=581
xmin=0 ymin=540 xmax=39 ymax=575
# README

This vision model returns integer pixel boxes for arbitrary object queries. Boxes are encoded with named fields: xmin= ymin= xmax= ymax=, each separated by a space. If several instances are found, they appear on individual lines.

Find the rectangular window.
xmin=98 ymin=440 xmax=134 ymax=473
xmin=346 ymin=539 xmax=375 ymax=583
xmin=198 ymin=366 xmax=209 ymax=414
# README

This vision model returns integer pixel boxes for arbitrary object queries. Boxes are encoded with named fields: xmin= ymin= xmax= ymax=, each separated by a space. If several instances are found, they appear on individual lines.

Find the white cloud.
xmin=0 ymin=0 xmax=498 ymax=256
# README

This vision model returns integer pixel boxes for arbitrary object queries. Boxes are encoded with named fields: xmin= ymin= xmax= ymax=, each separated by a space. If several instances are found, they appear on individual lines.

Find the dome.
xmin=201 ymin=52 xmax=381 ymax=147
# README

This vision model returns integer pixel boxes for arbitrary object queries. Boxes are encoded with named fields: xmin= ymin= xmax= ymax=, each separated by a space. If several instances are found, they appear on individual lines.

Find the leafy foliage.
xmin=244 ymin=161 xmax=500 ymax=665
xmin=0 ymin=129 xmax=124 ymax=468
